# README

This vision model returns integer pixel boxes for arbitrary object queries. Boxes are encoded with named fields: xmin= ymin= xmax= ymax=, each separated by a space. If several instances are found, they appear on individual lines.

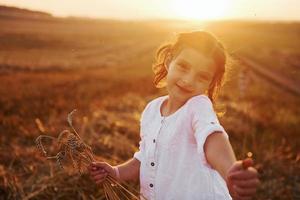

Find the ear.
xmin=164 ymin=53 xmax=172 ymax=71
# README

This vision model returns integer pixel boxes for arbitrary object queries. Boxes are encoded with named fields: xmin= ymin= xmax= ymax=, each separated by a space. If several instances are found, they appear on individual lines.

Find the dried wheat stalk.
xmin=35 ymin=109 xmax=147 ymax=200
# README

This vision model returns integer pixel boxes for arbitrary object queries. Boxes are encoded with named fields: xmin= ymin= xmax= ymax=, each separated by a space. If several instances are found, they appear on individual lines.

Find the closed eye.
xmin=197 ymin=74 xmax=210 ymax=81
xmin=177 ymin=63 xmax=189 ymax=71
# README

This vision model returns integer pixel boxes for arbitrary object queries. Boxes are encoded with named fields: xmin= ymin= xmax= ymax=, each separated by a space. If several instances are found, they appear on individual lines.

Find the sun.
xmin=171 ymin=0 xmax=230 ymax=20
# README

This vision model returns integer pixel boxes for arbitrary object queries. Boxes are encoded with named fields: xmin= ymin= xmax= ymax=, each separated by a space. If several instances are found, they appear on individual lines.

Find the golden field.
xmin=0 ymin=13 xmax=299 ymax=199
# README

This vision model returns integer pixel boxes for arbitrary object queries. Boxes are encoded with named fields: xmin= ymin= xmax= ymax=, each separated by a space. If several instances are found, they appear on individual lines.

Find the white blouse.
xmin=134 ymin=94 xmax=232 ymax=200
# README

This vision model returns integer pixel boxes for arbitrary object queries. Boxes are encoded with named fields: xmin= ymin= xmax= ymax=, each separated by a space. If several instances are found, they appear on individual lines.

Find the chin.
xmin=168 ymin=85 xmax=195 ymax=101
xmin=172 ymin=91 xmax=192 ymax=102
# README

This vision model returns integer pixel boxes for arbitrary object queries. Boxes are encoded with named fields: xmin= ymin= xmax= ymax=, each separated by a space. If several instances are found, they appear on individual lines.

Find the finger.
xmin=90 ymin=168 xmax=106 ymax=174
xmin=91 ymin=166 xmax=99 ymax=171
xmin=233 ymin=195 xmax=252 ymax=200
xmin=88 ymin=166 xmax=99 ymax=173
xmin=89 ymin=162 xmax=101 ymax=169
xmin=242 ymin=158 xmax=254 ymax=169
xmin=229 ymin=171 xmax=257 ymax=181
xmin=90 ymin=170 xmax=106 ymax=176
xmin=232 ymin=178 xmax=260 ymax=188
xmin=90 ymin=169 xmax=106 ymax=175
xmin=88 ymin=166 xmax=95 ymax=173
xmin=232 ymin=192 xmax=253 ymax=200
xmin=230 ymin=158 xmax=255 ymax=172
xmin=229 ymin=160 xmax=244 ymax=171
xmin=234 ymin=185 xmax=257 ymax=197
xmin=228 ymin=167 xmax=258 ymax=180
xmin=92 ymin=162 xmax=111 ymax=172
xmin=93 ymin=173 xmax=107 ymax=181
xmin=91 ymin=162 xmax=107 ymax=168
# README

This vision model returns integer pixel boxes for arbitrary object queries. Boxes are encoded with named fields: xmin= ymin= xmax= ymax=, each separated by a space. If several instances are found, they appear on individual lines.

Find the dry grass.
xmin=35 ymin=110 xmax=147 ymax=200
xmin=0 ymin=15 xmax=299 ymax=199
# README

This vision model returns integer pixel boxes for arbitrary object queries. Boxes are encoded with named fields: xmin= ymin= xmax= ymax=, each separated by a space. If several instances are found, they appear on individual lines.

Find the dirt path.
xmin=238 ymin=55 xmax=300 ymax=97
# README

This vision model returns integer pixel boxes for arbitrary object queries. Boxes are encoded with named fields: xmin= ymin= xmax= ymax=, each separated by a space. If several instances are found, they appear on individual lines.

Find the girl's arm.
xmin=204 ymin=131 xmax=260 ymax=199
xmin=117 ymin=157 xmax=140 ymax=183
xmin=204 ymin=131 xmax=237 ymax=197
xmin=89 ymin=158 xmax=140 ymax=184
xmin=204 ymin=131 xmax=236 ymax=180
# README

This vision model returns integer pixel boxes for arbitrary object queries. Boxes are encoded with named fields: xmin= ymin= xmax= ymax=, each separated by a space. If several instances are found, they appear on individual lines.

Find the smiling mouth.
xmin=176 ymin=84 xmax=192 ymax=93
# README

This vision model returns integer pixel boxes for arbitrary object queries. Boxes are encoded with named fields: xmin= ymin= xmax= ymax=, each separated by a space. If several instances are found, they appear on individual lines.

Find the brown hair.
xmin=152 ymin=30 xmax=228 ymax=105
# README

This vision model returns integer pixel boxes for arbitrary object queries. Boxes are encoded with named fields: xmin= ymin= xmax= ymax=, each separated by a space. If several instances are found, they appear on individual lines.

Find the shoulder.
xmin=186 ymin=94 xmax=217 ymax=122
xmin=145 ymin=95 xmax=165 ymax=109
xmin=142 ymin=95 xmax=165 ymax=113
xmin=140 ymin=95 xmax=166 ymax=121
xmin=186 ymin=94 xmax=214 ymax=112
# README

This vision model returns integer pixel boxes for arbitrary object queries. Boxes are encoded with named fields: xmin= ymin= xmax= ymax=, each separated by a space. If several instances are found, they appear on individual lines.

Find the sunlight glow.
xmin=171 ymin=0 xmax=231 ymax=20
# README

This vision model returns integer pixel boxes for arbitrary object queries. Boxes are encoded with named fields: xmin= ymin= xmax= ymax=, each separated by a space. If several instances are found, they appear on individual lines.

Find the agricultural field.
xmin=0 ymin=10 xmax=299 ymax=200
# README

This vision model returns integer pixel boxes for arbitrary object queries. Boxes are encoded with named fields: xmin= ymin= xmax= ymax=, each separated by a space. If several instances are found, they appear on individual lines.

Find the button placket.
xmin=148 ymin=117 xmax=166 ymax=199
xmin=149 ymin=117 xmax=165 ymax=159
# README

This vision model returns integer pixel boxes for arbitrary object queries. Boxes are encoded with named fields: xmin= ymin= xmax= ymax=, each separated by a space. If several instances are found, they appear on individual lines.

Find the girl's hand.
xmin=226 ymin=158 xmax=260 ymax=200
xmin=88 ymin=161 xmax=117 ymax=185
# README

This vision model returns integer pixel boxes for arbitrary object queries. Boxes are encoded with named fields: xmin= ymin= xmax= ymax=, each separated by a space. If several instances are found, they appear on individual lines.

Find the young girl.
xmin=89 ymin=31 xmax=260 ymax=200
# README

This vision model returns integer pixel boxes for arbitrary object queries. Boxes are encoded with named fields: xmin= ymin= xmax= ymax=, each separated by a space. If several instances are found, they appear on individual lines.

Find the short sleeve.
xmin=133 ymin=100 xmax=152 ymax=162
xmin=189 ymin=95 xmax=229 ymax=155
xmin=133 ymin=138 xmax=145 ymax=162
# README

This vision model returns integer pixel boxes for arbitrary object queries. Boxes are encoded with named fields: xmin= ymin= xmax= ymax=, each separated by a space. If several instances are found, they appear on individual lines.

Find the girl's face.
xmin=165 ymin=47 xmax=216 ymax=102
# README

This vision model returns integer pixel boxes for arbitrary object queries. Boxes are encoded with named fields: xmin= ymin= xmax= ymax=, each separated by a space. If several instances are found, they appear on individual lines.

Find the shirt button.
xmin=153 ymin=139 xmax=156 ymax=143
xmin=151 ymin=162 xmax=155 ymax=166
xmin=149 ymin=183 xmax=154 ymax=187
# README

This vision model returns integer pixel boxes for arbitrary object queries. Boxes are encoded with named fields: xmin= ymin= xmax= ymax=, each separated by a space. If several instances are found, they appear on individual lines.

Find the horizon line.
xmin=1 ymin=3 xmax=299 ymax=23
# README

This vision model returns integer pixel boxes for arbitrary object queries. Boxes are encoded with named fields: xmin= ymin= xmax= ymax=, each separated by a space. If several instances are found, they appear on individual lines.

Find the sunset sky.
xmin=0 ymin=0 xmax=299 ymax=21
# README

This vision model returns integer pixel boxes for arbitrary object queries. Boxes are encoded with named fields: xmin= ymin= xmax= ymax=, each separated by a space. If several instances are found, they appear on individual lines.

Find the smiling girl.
xmin=89 ymin=31 xmax=260 ymax=200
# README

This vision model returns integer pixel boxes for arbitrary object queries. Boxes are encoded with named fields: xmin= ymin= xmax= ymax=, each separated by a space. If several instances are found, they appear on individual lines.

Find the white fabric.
xmin=133 ymin=94 xmax=232 ymax=200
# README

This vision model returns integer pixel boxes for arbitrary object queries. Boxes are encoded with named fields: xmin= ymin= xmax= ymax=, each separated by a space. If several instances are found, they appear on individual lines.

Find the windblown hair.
xmin=152 ymin=30 xmax=229 ymax=105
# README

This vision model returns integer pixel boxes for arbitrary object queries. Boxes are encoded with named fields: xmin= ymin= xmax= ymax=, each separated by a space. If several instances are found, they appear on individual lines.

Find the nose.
xmin=181 ymin=73 xmax=194 ymax=86
xmin=179 ymin=76 xmax=194 ymax=90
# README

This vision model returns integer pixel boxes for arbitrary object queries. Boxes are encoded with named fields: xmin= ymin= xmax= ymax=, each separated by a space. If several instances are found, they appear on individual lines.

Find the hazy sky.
xmin=0 ymin=0 xmax=299 ymax=21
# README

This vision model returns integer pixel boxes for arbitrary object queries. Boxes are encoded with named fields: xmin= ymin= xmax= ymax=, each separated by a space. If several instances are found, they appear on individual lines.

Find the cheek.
xmin=194 ymin=81 xmax=210 ymax=92
xmin=165 ymin=73 xmax=180 ymax=92
xmin=166 ymin=70 xmax=180 ymax=83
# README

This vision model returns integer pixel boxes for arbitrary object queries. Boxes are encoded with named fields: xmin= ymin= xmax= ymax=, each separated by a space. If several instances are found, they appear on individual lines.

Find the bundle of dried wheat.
xmin=35 ymin=109 xmax=147 ymax=200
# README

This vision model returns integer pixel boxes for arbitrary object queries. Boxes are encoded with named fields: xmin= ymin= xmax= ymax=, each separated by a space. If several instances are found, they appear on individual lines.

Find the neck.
xmin=162 ymin=95 xmax=186 ymax=116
